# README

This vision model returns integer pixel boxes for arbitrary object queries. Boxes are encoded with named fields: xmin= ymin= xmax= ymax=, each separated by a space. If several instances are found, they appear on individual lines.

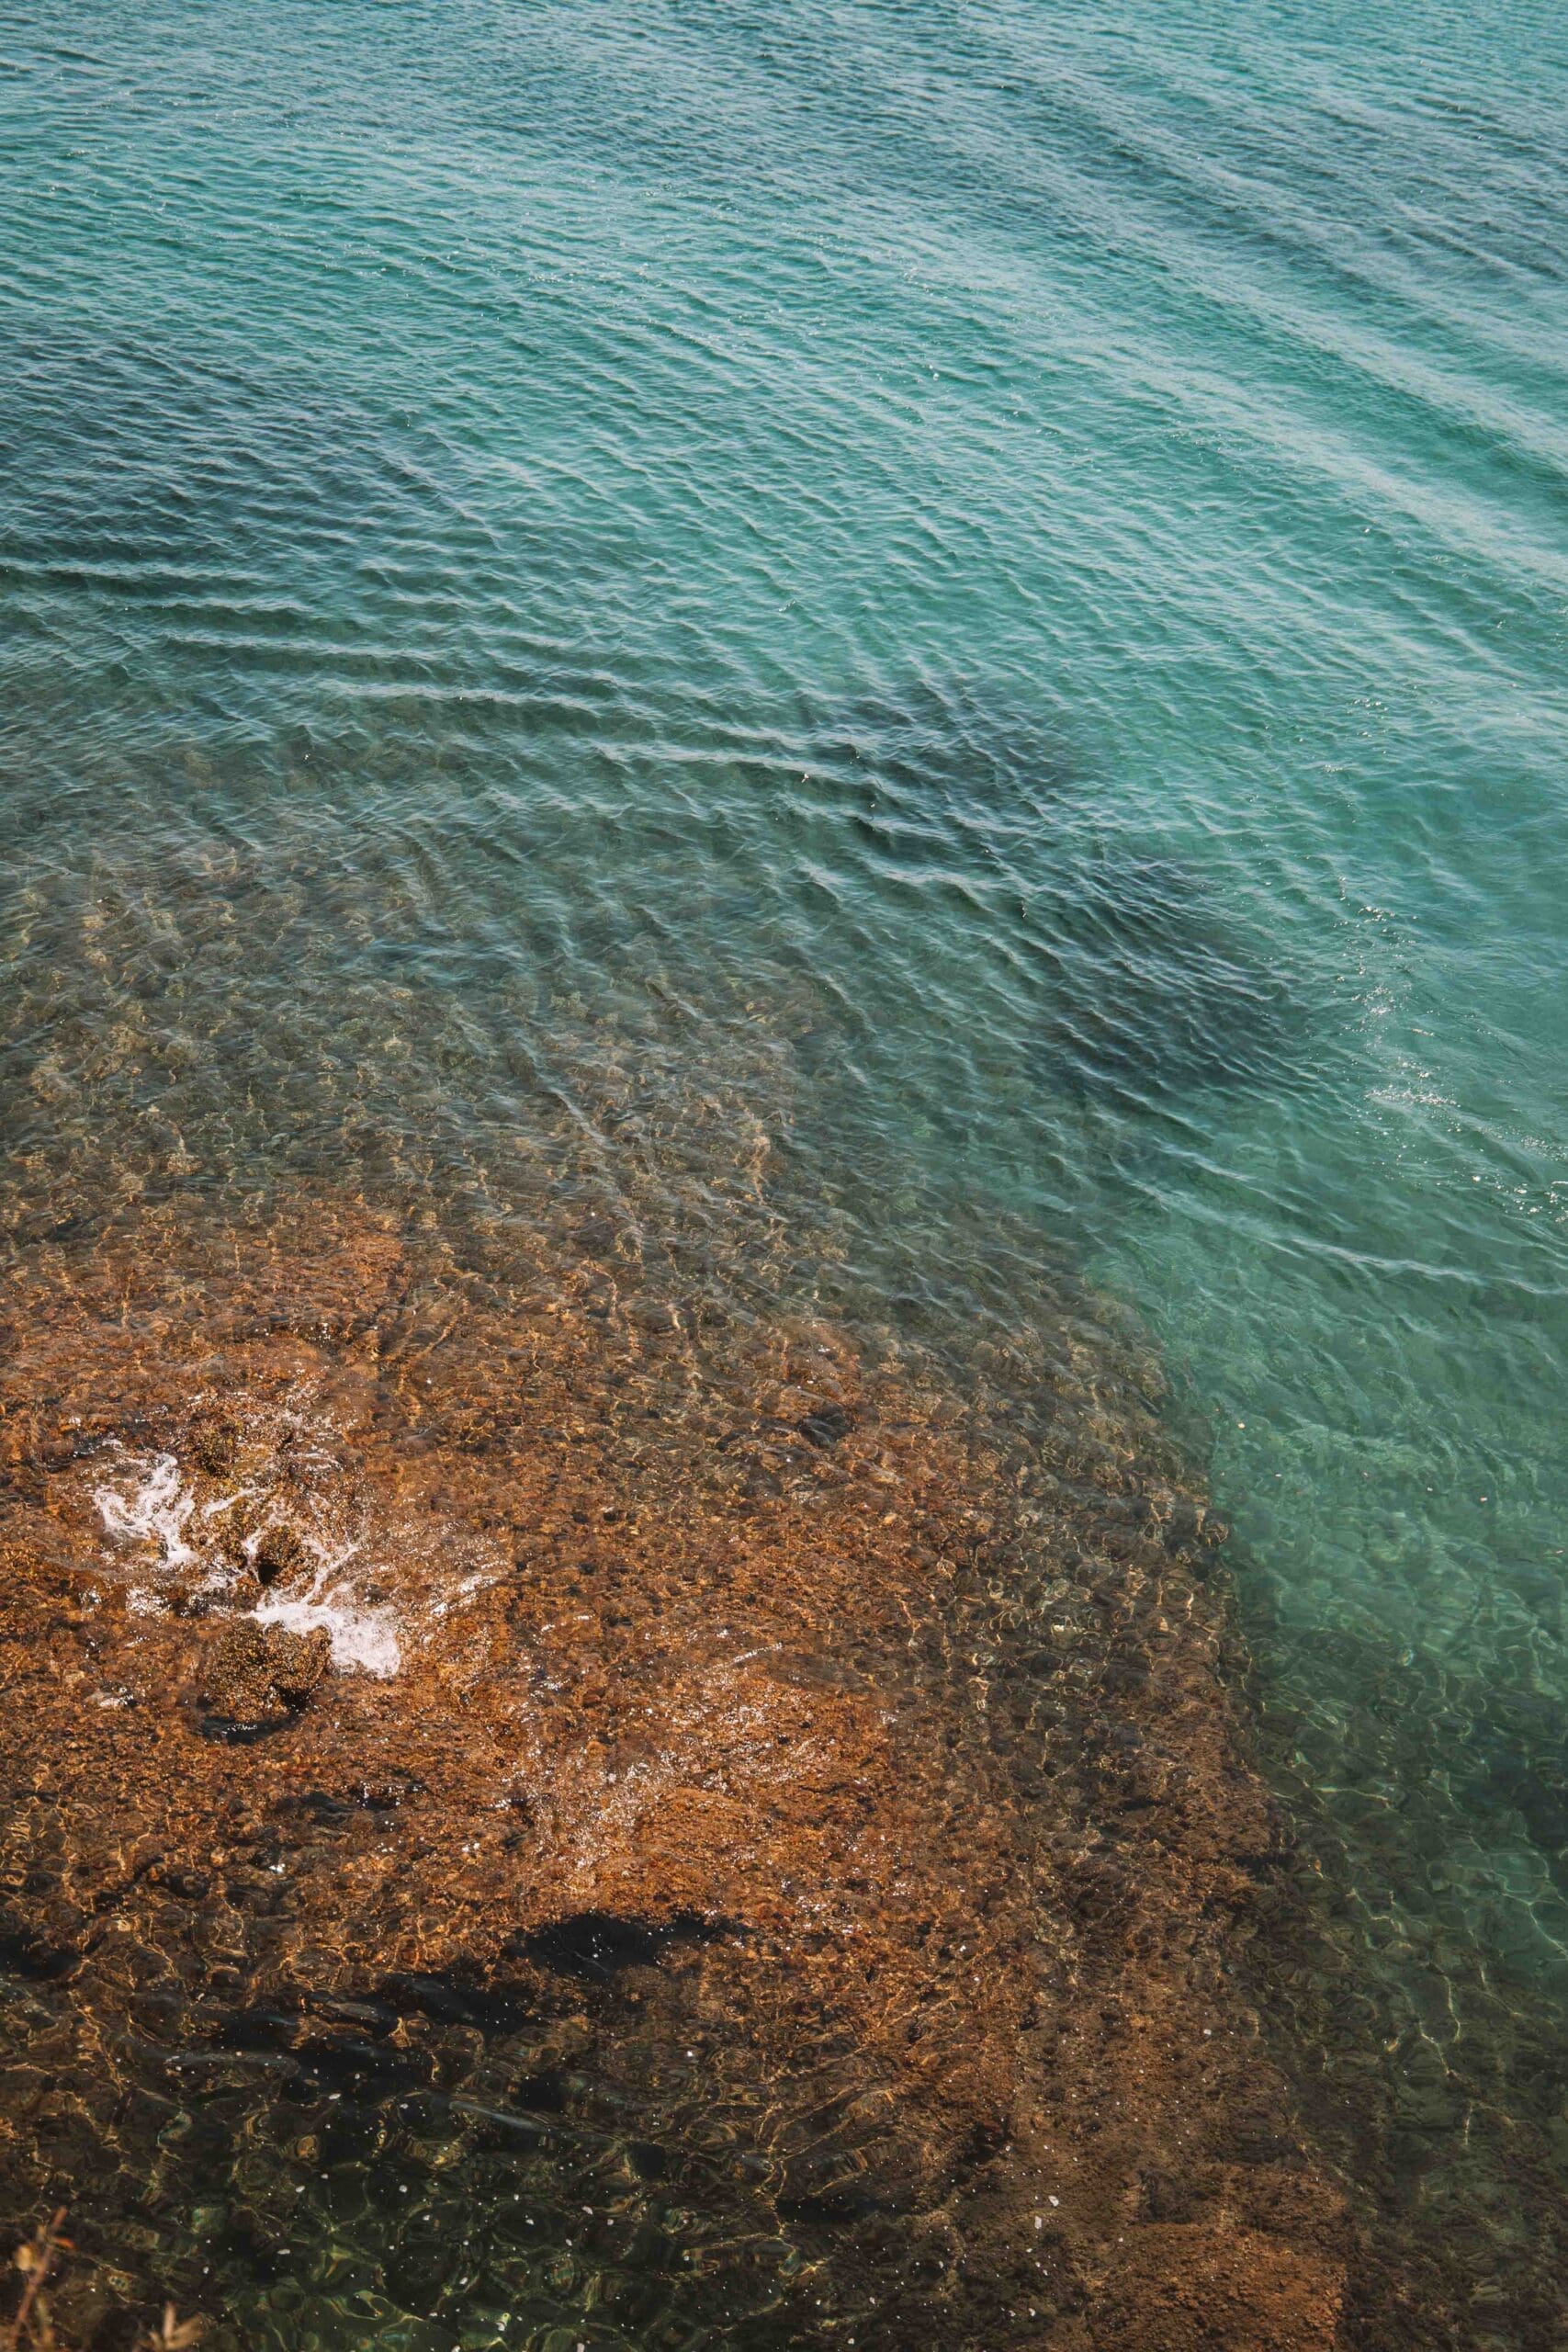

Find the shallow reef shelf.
xmin=1 ymin=1190 xmax=1348 ymax=2349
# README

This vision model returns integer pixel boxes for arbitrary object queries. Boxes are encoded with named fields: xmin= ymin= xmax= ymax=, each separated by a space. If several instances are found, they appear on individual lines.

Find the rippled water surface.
xmin=3 ymin=0 xmax=1567 ymax=2343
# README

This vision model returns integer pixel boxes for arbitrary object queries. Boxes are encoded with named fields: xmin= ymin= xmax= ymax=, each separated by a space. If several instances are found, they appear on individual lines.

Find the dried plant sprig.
xmin=5 ymin=2211 xmax=70 ymax=2352
xmin=6 ymin=2218 xmax=201 ymax=2352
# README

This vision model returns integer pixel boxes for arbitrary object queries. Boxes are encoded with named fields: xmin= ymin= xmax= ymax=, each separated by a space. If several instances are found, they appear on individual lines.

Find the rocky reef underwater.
xmin=0 ymin=1189 xmax=1352 ymax=2349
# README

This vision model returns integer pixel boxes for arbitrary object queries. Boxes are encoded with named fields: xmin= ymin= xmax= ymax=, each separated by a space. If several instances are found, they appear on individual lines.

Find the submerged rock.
xmin=266 ymin=1623 xmax=332 ymax=1700
xmin=203 ymin=1618 xmax=330 ymax=1725
xmin=251 ymin=1514 xmax=305 ymax=1589
xmin=192 ymin=1416 xmax=240 ymax=1477
xmin=253 ymin=1521 xmax=306 ymax=1587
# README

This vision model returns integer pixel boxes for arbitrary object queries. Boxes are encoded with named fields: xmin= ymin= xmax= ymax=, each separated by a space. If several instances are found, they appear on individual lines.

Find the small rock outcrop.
xmin=191 ymin=1416 xmax=240 ymax=1477
xmin=253 ymin=1521 xmax=307 ymax=1586
xmin=203 ymin=1618 xmax=331 ymax=1725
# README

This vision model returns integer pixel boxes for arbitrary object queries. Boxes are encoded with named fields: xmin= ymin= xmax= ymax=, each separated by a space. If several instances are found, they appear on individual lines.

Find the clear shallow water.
xmin=2 ymin=0 xmax=1566 ymax=2339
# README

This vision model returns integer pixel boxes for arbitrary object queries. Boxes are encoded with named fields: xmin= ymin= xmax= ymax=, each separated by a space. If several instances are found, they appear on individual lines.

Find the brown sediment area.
xmin=0 ymin=1193 xmax=1350 ymax=2348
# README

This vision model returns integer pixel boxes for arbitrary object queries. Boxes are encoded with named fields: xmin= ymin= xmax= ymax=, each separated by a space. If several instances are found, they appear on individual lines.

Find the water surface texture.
xmin=3 ymin=1 xmax=1567 ymax=2344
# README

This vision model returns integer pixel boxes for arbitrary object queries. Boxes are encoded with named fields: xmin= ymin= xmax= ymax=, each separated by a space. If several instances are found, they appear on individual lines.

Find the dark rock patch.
xmin=516 ymin=1909 xmax=739 ymax=1984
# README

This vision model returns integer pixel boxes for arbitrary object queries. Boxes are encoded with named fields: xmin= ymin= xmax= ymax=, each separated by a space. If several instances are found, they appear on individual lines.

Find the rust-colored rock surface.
xmin=0 ymin=1193 xmax=1350 ymax=2347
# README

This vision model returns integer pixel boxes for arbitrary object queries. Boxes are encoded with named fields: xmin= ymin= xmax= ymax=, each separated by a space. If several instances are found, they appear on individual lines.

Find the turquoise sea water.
xmin=3 ymin=0 xmax=1566 ymax=2342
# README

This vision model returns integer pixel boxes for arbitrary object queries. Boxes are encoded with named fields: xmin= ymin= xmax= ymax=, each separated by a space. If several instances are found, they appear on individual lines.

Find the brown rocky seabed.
xmin=0 ymin=1193 xmax=1350 ymax=2348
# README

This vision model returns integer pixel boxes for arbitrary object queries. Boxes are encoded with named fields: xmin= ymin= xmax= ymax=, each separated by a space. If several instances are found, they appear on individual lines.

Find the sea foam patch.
xmin=254 ymin=1586 xmax=401 ymax=1678
xmin=91 ymin=1441 xmax=403 ymax=1673
xmin=81 ymin=1379 xmax=521 ymax=1688
xmin=94 ymin=1450 xmax=200 ymax=1574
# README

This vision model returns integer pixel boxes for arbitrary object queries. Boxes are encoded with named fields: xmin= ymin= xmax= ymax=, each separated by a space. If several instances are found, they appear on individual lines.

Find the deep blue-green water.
xmin=3 ymin=0 xmax=1566 ymax=2341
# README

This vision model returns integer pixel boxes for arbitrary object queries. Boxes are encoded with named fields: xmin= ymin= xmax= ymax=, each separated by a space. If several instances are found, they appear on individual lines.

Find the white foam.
xmin=246 ymin=1532 xmax=402 ymax=1678
xmin=94 ymin=1452 xmax=199 ymax=1571
xmin=93 ymin=1437 xmax=411 ymax=1679
xmin=254 ymin=1591 xmax=402 ymax=1678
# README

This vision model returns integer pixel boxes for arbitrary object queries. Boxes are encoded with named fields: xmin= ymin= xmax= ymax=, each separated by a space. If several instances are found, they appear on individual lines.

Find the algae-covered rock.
xmin=266 ymin=1623 xmax=331 ymax=1702
xmin=192 ymin=1416 xmax=240 ymax=1477
xmin=253 ymin=1521 xmax=306 ymax=1587
xmin=204 ymin=1618 xmax=330 ymax=1724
